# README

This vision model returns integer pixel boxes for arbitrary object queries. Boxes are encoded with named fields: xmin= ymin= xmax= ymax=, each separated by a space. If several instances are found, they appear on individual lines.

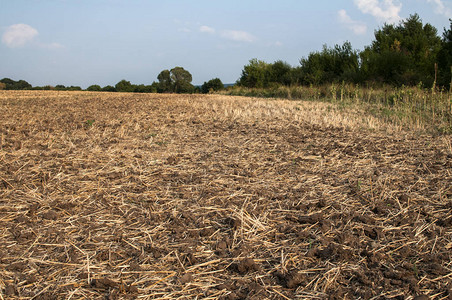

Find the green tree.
xmin=437 ymin=19 xmax=452 ymax=89
xmin=268 ymin=60 xmax=294 ymax=86
xmin=15 ymin=80 xmax=32 ymax=90
xmin=150 ymin=82 xmax=159 ymax=93
xmin=157 ymin=70 xmax=172 ymax=92
xmin=201 ymin=78 xmax=224 ymax=93
xmin=102 ymin=85 xmax=116 ymax=92
xmin=87 ymin=85 xmax=102 ymax=91
xmin=115 ymin=80 xmax=134 ymax=92
xmin=361 ymin=14 xmax=441 ymax=86
xmin=299 ymin=42 xmax=360 ymax=85
xmin=67 ymin=86 xmax=82 ymax=91
xmin=0 ymin=78 xmax=16 ymax=90
xmin=0 ymin=78 xmax=32 ymax=90
xmin=237 ymin=59 xmax=269 ymax=88
xmin=133 ymin=84 xmax=155 ymax=93
xmin=170 ymin=67 xmax=194 ymax=93
xmin=360 ymin=42 xmax=411 ymax=84
xmin=157 ymin=67 xmax=194 ymax=93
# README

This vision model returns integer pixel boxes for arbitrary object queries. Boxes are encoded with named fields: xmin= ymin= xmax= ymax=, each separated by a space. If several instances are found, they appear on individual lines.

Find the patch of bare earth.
xmin=0 ymin=91 xmax=451 ymax=299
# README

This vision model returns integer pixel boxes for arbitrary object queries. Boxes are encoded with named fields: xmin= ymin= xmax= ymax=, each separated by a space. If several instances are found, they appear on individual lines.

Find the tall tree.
xmin=157 ymin=70 xmax=172 ymax=92
xmin=437 ymin=19 xmax=452 ymax=89
xmin=170 ymin=67 xmax=194 ymax=93
xmin=268 ymin=60 xmax=294 ymax=86
xmin=237 ymin=59 xmax=269 ymax=88
xmin=299 ymin=42 xmax=360 ymax=85
xmin=361 ymin=14 xmax=441 ymax=86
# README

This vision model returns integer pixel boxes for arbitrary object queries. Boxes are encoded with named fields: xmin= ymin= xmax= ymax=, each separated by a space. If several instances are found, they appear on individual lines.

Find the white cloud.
xmin=338 ymin=9 xmax=367 ymax=35
xmin=2 ymin=23 xmax=64 ymax=50
xmin=426 ymin=0 xmax=452 ymax=18
xmin=2 ymin=23 xmax=38 ymax=48
xmin=354 ymin=0 xmax=402 ymax=23
xmin=221 ymin=30 xmax=256 ymax=42
xmin=199 ymin=25 xmax=215 ymax=34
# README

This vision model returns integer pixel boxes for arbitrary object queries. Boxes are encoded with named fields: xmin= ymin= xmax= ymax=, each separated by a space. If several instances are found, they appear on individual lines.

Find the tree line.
xmin=238 ymin=14 xmax=452 ymax=89
xmin=2 ymin=14 xmax=452 ymax=93
xmin=0 ymin=67 xmax=224 ymax=94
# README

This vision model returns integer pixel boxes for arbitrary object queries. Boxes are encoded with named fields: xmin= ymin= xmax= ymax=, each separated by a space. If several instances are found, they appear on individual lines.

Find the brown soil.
xmin=0 ymin=91 xmax=451 ymax=299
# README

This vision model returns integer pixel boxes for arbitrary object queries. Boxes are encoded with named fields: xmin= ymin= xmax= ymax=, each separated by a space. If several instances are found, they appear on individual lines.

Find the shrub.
xmin=87 ymin=85 xmax=102 ymax=91
xmin=201 ymin=78 xmax=224 ymax=93
xmin=102 ymin=85 xmax=116 ymax=92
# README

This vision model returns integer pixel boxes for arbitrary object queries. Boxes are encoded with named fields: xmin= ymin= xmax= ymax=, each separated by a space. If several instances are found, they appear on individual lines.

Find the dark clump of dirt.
xmin=310 ymin=243 xmax=353 ymax=261
xmin=275 ymin=271 xmax=307 ymax=289
xmin=41 ymin=210 xmax=59 ymax=220
xmin=91 ymin=278 xmax=118 ymax=289
xmin=5 ymin=284 xmax=18 ymax=296
xmin=298 ymin=212 xmax=323 ymax=224
xmin=229 ymin=258 xmax=259 ymax=274
xmin=1 ymin=92 xmax=452 ymax=299
xmin=179 ymin=273 xmax=193 ymax=284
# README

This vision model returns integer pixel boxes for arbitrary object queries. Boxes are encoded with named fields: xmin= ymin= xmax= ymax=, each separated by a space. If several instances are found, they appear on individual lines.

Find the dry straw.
xmin=0 ymin=91 xmax=451 ymax=299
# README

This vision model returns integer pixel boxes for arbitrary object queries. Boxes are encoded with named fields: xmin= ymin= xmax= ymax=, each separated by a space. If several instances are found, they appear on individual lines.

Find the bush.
xmin=133 ymin=84 xmax=155 ymax=93
xmin=0 ymin=78 xmax=32 ymax=90
xmin=66 ymin=86 xmax=82 ymax=91
xmin=115 ymin=80 xmax=134 ymax=92
xmin=87 ymin=85 xmax=102 ymax=91
xmin=102 ymin=85 xmax=116 ymax=92
xmin=201 ymin=78 xmax=224 ymax=93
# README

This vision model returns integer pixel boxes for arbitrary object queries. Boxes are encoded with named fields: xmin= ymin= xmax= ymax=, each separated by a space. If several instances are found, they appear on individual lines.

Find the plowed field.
xmin=0 ymin=91 xmax=451 ymax=299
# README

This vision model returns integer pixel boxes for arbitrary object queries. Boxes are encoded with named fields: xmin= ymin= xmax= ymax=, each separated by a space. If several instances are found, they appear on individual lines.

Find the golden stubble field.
xmin=0 ymin=91 xmax=451 ymax=299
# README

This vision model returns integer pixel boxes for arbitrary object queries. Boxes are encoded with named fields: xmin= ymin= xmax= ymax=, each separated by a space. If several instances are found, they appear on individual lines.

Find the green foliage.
xmin=235 ymin=14 xmax=446 ymax=89
xmin=85 ymin=119 xmax=95 ymax=127
xmin=50 ymin=85 xmax=82 ymax=91
xmin=66 ymin=86 xmax=82 ymax=91
xmin=133 ymin=84 xmax=156 ymax=93
xmin=102 ymin=85 xmax=116 ymax=92
xmin=223 ymin=83 xmax=452 ymax=133
xmin=437 ymin=19 xmax=452 ymax=89
xmin=237 ymin=59 xmax=270 ymax=88
xmin=0 ymin=78 xmax=32 ymax=90
xmin=157 ymin=70 xmax=172 ymax=92
xmin=299 ymin=42 xmax=360 ymax=85
xmin=115 ymin=80 xmax=134 ymax=92
xmin=157 ymin=67 xmax=194 ymax=93
xmin=150 ymin=82 xmax=159 ymax=92
xmin=237 ymin=44 xmax=360 ymax=88
xmin=201 ymin=78 xmax=224 ymax=93
xmin=237 ymin=59 xmax=302 ymax=88
xmin=87 ymin=85 xmax=102 ymax=91
xmin=361 ymin=14 xmax=441 ymax=86
xmin=268 ymin=60 xmax=294 ymax=85
xmin=171 ymin=67 xmax=194 ymax=93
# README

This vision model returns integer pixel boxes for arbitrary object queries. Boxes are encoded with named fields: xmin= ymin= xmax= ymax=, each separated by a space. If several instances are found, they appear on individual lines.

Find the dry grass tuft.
xmin=0 ymin=91 xmax=451 ymax=299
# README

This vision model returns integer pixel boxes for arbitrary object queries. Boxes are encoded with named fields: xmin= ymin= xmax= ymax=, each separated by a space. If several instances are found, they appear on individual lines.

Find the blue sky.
xmin=1 ymin=0 xmax=452 ymax=88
